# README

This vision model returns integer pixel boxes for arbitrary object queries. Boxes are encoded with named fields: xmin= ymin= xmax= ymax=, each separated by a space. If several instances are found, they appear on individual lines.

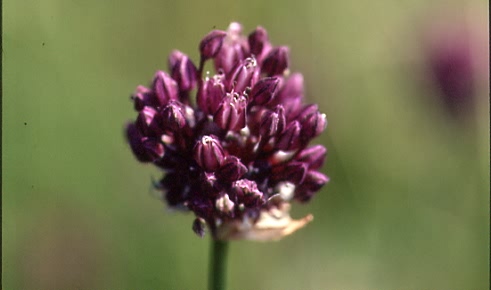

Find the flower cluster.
xmin=126 ymin=22 xmax=328 ymax=240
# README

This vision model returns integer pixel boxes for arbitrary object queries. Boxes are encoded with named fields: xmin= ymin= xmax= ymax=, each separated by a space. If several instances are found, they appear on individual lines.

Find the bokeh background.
xmin=3 ymin=0 xmax=489 ymax=289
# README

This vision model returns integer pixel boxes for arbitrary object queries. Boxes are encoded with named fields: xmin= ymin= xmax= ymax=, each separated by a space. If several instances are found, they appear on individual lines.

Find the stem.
xmin=209 ymin=239 xmax=229 ymax=290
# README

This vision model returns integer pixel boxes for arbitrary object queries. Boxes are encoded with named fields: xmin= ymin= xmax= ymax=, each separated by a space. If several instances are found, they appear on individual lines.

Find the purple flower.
xmin=126 ymin=22 xmax=329 ymax=240
xmin=421 ymin=15 xmax=488 ymax=118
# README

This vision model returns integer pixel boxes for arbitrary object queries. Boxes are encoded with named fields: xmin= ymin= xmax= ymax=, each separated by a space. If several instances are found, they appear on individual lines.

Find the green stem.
xmin=209 ymin=239 xmax=229 ymax=290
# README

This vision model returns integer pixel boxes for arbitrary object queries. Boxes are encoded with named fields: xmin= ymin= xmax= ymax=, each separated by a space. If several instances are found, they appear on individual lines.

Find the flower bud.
xmin=260 ymin=105 xmax=286 ymax=138
xmin=261 ymin=46 xmax=289 ymax=76
xmin=250 ymin=77 xmax=279 ymax=106
xmin=152 ymin=71 xmax=178 ymax=106
xmin=276 ymin=73 xmax=304 ymax=117
xmin=295 ymin=171 xmax=329 ymax=202
xmin=135 ymin=106 xmax=158 ymax=136
xmin=248 ymin=26 xmax=270 ymax=57
xmin=272 ymin=162 xmax=307 ymax=184
xmin=192 ymin=218 xmax=206 ymax=238
xmin=215 ymin=156 xmax=248 ymax=182
xmin=193 ymin=135 xmax=225 ymax=172
xmin=226 ymin=57 xmax=257 ymax=93
xmin=276 ymin=121 xmax=301 ymax=150
xmin=295 ymin=145 xmax=327 ymax=170
xmin=231 ymin=179 xmax=264 ymax=207
xmin=301 ymin=170 xmax=329 ymax=192
xmin=199 ymin=30 xmax=227 ymax=60
xmin=126 ymin=124 xmax=164 ymax=162
xmin=197 ymin=75 xmax=226 ymax=115
xmin=141 ymin=138 xmax=165 ymax=161
xmin=213 ymin=94 xmax=247 ymax=131
xmin=131 ymin=86 xmax=158 ymax=111
xmin=168 ymin=50 xmax=198 ymax=92
xmin=213 ymin=22 xmax=249 ymax=74
xmin=216 ymin=46 xmax=246 ymax=75
xmin=160 ymin=101 xmax=187 ymax=131
xmin=296 ymin=105 xmax=327 ymax=140
xmin=227 ymin=22 xmax=243 ymax=41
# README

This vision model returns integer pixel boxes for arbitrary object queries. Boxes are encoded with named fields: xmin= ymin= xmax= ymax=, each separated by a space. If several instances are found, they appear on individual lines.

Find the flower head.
xmin=126 ymin=22 xmax=329 ymax=241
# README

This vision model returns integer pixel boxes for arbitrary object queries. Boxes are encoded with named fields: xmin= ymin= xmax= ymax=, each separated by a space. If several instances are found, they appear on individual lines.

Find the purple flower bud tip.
xmin=125 ymin=23 xmax=329 ymax=240
xmin=215 ymin=156 xmax=247 ymax=182
xmin=294 ymin=104 xmax=327 ymax=141
xmin=227 ymin=22 xmax=243 ymax=38
xmin=132 ymin=86 xmax=158 ymax=111
xmin=248 ymin=26 xmax=269 ymax=57
xmin=295 ymin=171 xmax=329 ymax=202
xmin=309 ymin=171 xmax=330 ymax=187
xmin=193 ymin=135 xmax=225 ymax=172
xmin=276 ymin=121 xmax=302 ymax=150
xmin=126 ymin=123 xmax=164 ymax=163
xmin=161 ymin=101 xmax=187 ymax=131
xmin=199 ymin=30 xmax=227 ymax=60
xmin=226 ymin=58 xmax=257 ymax=93
xmin=262 ymin=46 xmax=289 ymax=76
xmin=197 ymin=75 xmax=225 ymax=115
xmin=137 ymin=106 xmax=157 ymax=127
xmin=296 ymin=145 xmax=327 ymax=170
xmin=260 ymin=105 xmax=286 ymax=138
xmin=251 ymin=77 xmax=279 ymax=106
xmin=153 ymin=71 xmax=178 ymax=106
xmin=272 ymin=162 xmax=308 ymax=184
xmin=135 ymin=106 xmax=165 ymax=137
xmin=168 ymin=50 xmax=198 ymax=92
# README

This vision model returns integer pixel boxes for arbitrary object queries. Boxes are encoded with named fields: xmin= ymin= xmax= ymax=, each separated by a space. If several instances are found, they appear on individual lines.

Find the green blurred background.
xmin=3 ymin=0 xmax=489 ymax=289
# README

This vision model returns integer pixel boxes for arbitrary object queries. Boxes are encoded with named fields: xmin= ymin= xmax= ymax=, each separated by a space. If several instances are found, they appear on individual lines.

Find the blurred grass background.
xmin=2 ymin=0 xmax=489 ymax=289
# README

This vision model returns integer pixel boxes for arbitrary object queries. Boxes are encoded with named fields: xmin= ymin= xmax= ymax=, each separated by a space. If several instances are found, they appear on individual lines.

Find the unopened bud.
xmin=226 ymin=57 xmax=257 ymax=93
xmin=197 ymin=75 xmax=226 ymax=115
xmin=296 ymin=145 xmax=327 ymax=170
xmin=276 ymin=121 xmax=301 ymax=150
xmin=215 ymin=156 xmax=248 ymax=182
xmin=261 ymin=46 xmax=289 ymax=76
xmin=250 ymin=77 xmax=279 ymax=106
xmin=126 ymin=124 xmax=164 ymax=162
xmin=152 ymin=71 xmax=178 ymax=106
xmin=193 ymin=135 xmax=225 ymax=171
xmin=199 ymin=30 xmax=227 ymax=60
xmin=214 ymin=94 xmax=247 ymax=131
xmin=297 ymin=105 xmax=327 ymax=141
xmin=248 ymin=26 xmax=270 ymax=57
xmin=260 ymin=105 xmax=286 ymax=138
xmin=272 ymin=162 xmax=307 ymax=184
xmin=168 ymin=50 xmax=198 ymax=92
xmin=161 ymin=101 xmax=187 ymax=131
